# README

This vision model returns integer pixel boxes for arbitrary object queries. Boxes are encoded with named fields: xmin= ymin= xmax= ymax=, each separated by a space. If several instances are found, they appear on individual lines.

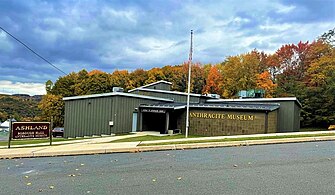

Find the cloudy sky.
xmin=0 ymin=0 xmax=334 ymax=95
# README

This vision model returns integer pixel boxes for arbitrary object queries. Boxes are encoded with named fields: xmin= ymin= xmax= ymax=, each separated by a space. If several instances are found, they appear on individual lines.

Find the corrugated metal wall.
xmin=144 ymin=83 xmax=171 ymax=91
xmin=273 ymin=100 xmax=300 ymax=132
xmin=64 ymin=97 xmax=113 ymax=138
xmin=293 ymin=102 xmax=301 ymax=131
xmin=64 ymin=95 xmax=170 ymax=137
xmin=135 ymin=90 xmax=200 ymax=103
xmin=111 ymin=96 xmax=167 ymax=134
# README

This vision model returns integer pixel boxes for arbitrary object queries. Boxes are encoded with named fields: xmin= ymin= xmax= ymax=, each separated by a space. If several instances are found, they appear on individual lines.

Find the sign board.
xmin=141 ymin=108 xmax=166 ymax=113
xmin=12 ymin=122 xmax=50 ymax=139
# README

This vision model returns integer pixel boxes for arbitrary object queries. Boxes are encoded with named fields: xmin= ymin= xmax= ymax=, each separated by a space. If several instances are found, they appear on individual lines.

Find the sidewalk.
xmin=0 ymin=131 xmax=334 ymax=159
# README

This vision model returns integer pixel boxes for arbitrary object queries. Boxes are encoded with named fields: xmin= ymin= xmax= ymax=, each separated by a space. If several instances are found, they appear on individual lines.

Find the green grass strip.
xmin=139 ymin=133 xmax=335 ymax=146
xmin=0 ymin=137 xmax=87 ymax=147
xmin=110 ymin=134 xmax=204 ymax=143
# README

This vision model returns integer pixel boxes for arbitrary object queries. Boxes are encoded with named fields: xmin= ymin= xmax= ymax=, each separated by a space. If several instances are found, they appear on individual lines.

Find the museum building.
xmin=63 ymin=80 xmax=301 ymax=138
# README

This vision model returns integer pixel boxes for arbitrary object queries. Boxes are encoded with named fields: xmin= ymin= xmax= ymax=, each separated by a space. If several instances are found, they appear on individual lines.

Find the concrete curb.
xmin=0 ymin=136 xmax=334 ymax=159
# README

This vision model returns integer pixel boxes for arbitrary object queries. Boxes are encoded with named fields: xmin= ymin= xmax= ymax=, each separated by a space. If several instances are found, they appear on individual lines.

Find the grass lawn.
xmin=113 ymin=133 xmax=335 ymax=146
xmin=0 ymin=137 xmax=87 ymax=147
xmin=299 ymin=127 xmax=328 ymax=131
xmin=111 ymin=134 xmax=203 ymax=143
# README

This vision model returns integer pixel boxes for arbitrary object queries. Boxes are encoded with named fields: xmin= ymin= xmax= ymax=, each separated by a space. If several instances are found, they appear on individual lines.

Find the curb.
xmin=0 ymin=136 xmax=334 ymax=159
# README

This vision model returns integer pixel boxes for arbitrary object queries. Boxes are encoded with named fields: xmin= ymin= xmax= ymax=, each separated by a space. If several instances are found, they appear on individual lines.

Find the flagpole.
xmin=185 ymin=30 xmax=193 ymax=138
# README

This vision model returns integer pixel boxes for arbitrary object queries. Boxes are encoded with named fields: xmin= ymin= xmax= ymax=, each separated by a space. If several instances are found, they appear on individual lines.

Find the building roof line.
xmin=128 ymin=80 xmax=172 ymax=92
xmin=129 ymin=88 xmax=203 ymax=97
xmin=63 ymin=92 xmax=174 ymax=102
xmin=139 ymin=102 xmax=280 ymax=111
xmin=206 ymin=97 xmax=302 ymax=107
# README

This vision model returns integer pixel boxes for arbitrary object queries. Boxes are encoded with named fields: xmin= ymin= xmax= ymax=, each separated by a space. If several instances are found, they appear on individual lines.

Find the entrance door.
xmin=132 ymin=112 xmax=137 ymax=132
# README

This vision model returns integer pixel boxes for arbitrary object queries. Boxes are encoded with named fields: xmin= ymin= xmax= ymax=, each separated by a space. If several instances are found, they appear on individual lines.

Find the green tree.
xmin=45 ymin=80 xmax=53 ymax=94
xmin=51 ymin=72 xmax=78 ymax=97
xmin=301 ymin=40 xmax=335 ymax=127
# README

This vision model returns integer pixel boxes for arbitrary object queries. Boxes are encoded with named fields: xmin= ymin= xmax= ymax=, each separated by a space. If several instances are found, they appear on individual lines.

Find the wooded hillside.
xmin=0 ymin=95 xmax=41 ymax=122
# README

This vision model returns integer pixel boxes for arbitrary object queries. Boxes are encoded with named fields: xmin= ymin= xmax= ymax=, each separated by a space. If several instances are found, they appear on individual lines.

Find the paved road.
xmin=0 ymin=141 xmax=334 ymax=195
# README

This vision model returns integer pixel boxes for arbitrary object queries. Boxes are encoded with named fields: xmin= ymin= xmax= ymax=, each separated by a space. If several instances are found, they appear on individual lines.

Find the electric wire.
xmin=0 ymin=26 xmax=67 ymax=75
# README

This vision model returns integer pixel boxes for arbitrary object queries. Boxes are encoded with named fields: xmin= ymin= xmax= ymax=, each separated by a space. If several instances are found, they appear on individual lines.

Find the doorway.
xmin=142 ymin=112 xmax=166 ymax=134
xmin=132 ymin=112 xmax=137 ymax=132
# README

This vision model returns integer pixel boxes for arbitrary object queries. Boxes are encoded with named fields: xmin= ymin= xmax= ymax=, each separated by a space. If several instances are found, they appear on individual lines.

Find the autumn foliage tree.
xmin=256 ymin=71 xmax=277 ymax=97
xmin=38 ymin=94 xmax=64 ymax=127
xmin=36 ymin=28 xmax=334 ymax=128
xmin=203 ymin=65 xmax=223 ymax=94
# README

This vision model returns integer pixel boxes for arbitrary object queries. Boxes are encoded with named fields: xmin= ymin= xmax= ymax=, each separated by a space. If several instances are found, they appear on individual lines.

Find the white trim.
xmin=128 ymin=80 xmax=172 ymax=92
xmin=129 ymin=88 xmax=202 ymax=97
xmin=206 ymin=97 xmax=302 ymax=107
xmin=174 ymin=105 xmax=186 ymax=110
xmin=63 ymin=92 xmax=174 ymax=102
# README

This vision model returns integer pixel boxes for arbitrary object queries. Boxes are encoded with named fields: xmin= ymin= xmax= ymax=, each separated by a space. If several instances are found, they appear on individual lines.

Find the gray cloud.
xmin=0 ymin=0 xmax=334 ymax=94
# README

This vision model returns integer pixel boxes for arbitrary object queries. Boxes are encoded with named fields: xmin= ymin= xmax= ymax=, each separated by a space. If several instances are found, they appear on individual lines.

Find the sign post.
xmin=50 ymin=117 xmax=53 ymax=146
xmin=8 ymin=119 xmax=12 ymax=148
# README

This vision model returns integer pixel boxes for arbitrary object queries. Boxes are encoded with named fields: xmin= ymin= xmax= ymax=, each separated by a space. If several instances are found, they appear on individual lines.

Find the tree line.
xmin=39 ymin=29 xmax=334 ymax=128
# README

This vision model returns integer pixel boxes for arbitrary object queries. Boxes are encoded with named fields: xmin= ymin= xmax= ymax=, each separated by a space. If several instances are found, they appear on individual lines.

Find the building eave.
xmin=63 ymin=92 xmax=174 ymax=102
xmin=206 ymin=97 xmax=302 ymax=108
xmin=129 ymin=88 xmax=203 ymax=97
xmin=128 ymin=80 xmax=172 ymax=92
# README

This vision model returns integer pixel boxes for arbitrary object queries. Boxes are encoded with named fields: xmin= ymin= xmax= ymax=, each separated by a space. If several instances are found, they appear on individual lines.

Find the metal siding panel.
xmin=79 ymin=100 xmax=84 ymax=137
xmin=294 ymin=102 xmax=301 ymax=131
xmin=277 ymin=101 xmax=294 ymax=132
xmin=68 ymin=101 xmax=73 ymax=137
xmin=65 ymin=94 xmax=170 ymax=137
xmin=64 ymin=102 xmax=69 ymax=137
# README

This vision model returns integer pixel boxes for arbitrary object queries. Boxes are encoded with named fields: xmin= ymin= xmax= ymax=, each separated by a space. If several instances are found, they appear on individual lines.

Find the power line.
xmin=0 ymin=26 xmax=67 ymax=75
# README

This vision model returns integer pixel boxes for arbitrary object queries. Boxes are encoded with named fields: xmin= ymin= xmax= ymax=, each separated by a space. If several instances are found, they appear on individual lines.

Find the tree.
xmin=38 ymin=94 xmax=64 ymax=127
xmin=145 ymin=68 xmax=166 ymax=85
xmin=319 ymin=27 xmax=335 ymax=46
xmin=80 ymin=70 xmax=113 ymax=94
xmin=274 ymin=41 xmax=310 ymax=97
xmin=256 ymin=71 xmax=277 ymax=97
xmin=161 ymin=65 xmax=183 ymax=91
xmin=45 ymin=80 xmax=53 ymax=94
xmin=73 ymin=69 xmax=89 ymax=95
xmin=110 ymin=70 xmax=129 ymax=89
xmin=51 ymin=72 xmax=78 ymax=97
xmin=301 ymin=40 xmax=335 ymax=127
xmin=127 ymin=69 xmax=148 ymax=90
xmin=221 ymin=51 xmax=261 ymax=98
xmin=203 ymin=65 xmax=223 ymax=94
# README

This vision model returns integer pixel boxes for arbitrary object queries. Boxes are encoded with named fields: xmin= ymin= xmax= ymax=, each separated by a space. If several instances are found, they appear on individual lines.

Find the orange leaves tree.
xmin=203 ymin=65 xmax=223 ymax=95
xmin=256 ymin=71 xmax=277 ymax=98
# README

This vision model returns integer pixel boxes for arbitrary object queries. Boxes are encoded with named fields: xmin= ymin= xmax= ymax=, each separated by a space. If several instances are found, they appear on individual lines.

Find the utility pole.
xmin=185 ymin=30 xmax=193 ymax=138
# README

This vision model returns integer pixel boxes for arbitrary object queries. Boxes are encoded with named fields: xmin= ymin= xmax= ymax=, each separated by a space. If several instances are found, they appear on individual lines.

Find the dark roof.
xmin=139 ymin=102 xmax=280 ymax=111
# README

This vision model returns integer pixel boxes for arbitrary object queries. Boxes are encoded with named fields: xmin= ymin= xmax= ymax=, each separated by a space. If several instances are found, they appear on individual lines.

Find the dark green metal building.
xmin=63 ymin=80 xmax=301 ymax=138
xmin=63 ymin=92 xmax=173 ymax=137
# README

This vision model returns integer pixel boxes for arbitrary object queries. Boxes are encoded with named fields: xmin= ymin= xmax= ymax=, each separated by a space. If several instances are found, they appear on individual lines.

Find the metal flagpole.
xmin=185 ymin=30 xmax=193 ymax=138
